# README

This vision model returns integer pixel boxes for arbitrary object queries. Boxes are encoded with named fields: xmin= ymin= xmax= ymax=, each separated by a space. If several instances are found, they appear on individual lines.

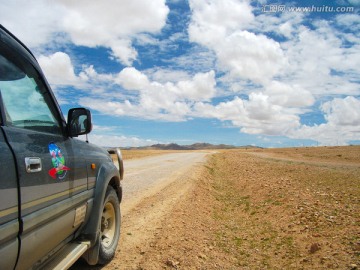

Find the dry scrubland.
xmin=134 ymin=146 xmax=360 ymax=269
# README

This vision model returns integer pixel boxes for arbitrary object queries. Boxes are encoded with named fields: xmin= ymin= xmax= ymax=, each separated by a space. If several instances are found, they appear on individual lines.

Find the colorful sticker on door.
xmin=48 ymin=143 xmax=70 ymax=180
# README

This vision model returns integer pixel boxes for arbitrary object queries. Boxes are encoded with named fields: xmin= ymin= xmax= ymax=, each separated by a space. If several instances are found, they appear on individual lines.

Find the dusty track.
xmin=72 ymin=152 xmax=211 ymax=269
xmin=111 ymin=152 xmax=211 ymax=269
xmin=120 ymin=152 xmax=211 ymax=216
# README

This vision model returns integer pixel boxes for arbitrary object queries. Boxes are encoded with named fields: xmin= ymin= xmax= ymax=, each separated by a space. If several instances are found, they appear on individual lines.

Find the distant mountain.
xmin=127 ymin=143 xmax=261 ymax=150
xmin=151 ymin=143 xmax=188 ymax=150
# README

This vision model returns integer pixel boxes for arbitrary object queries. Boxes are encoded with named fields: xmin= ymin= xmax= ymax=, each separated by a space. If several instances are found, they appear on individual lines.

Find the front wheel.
xmin=98 ymin=186 xmax=121 ymax=265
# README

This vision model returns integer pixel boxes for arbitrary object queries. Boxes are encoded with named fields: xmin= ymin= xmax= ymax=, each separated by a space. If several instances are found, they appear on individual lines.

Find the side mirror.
xmin=67 ymin=108 xmax=92 ymax=137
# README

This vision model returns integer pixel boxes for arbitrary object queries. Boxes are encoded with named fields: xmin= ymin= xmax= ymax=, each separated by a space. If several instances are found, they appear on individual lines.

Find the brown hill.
xmin=128 ymin=143 xmax=261 ymax=150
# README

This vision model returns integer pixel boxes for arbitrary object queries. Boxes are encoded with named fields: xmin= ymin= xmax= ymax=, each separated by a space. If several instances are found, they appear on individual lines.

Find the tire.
xmin=98 ymin=186 xmax=121 ymax=265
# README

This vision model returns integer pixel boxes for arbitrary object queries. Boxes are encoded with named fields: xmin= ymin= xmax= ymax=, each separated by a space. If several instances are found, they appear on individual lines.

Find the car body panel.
xmin=0 ymin=128 xmax=19 ymax=270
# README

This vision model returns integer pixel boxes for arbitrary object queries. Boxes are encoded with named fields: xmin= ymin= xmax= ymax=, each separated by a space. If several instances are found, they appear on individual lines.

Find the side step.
xmin=43 ymin=241 xmax=91 ymax=270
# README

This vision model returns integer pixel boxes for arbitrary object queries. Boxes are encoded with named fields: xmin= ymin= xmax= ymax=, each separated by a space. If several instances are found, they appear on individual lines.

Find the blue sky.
xmin=1 ymin=0 xmax=359 ymax=147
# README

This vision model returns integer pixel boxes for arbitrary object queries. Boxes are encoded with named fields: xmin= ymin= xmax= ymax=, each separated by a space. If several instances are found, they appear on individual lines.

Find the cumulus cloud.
xmin=83 ymin=134 xmax=159 ymax=148
xmin=61 ymin=0 xmax=169 ymax=64
xmin=176 ymin=71 xmax=216 ymax=101
xmin=38 ymin=53 xmax=115 ymax=92
xmin=1 ymin=0 xmax=169 ymax=65
xmin=281 ymin=20 xmax=360 ymax=96
xmin=115 ymin=67 xmax=150 ymax=90
xmin=38 ymin=52 xmax=79 ymax=86
xmin=321 ymin=96 xmax=360 ymax=126
xmin=265 ymin=81 xmax=314 ymax=108
xmin=114 ymin=67 xmax=216 ymax=102
xmin=188 ymin=0 xmax=286 ymax=83
xmin=78 ymin=67 xmax=217 ymax=122
xmin=291 ymin=97 xmax=360 ymax=145
xmin=146 ymin=68 xmax=192 ymax=84
xmin=216 ymin=31 xmax=286 ymax=83
xmin=336 ymin=14 xmax=360 ymax=30
xmin=0 ymin=1 xmax=65 ymax=47
xmin=188 ymin=0 xmax=254 ymax=45
xmin=249 ymin=11 xmax=305 ymax=39
xmin=192 ymin=89 xmax=358 ymax=144
xmin=194 ymin=93 xmax=301 ymax=136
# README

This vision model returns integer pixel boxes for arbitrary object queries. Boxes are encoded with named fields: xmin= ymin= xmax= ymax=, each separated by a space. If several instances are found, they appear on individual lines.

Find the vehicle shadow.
xmin=69 ymin=258 xmax=105 ymax=270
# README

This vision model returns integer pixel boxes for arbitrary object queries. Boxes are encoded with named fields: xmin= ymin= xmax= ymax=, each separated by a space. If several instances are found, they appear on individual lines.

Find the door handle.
xmin=25 ymin=157 xmax=42 ymax=173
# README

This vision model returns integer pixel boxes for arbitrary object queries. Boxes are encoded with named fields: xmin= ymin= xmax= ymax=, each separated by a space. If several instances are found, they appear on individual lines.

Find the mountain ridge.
xmin=124 ymin=143 xmax=262 ymax=150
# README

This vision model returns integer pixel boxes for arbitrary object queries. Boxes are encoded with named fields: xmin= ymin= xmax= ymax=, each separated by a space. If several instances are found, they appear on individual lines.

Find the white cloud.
xmin=194 ymin=94 xmax=301 ymax=136
xmin=146 ymin=68 xmax=192 ymax=84
xmin=38 ymin=53 xmax=118 ymax=93
xmin=291 ymin=96 xmax=360 ymax=145
xmin=115 ymin=67 xmax=150 ymax=90
xmin=0 ymin=1 xmax=65 ymax=48
xmin=61 ymin=0 xmax=169 ymax=64
xmin=336 ymin=14 xmax=360 ymax=31
xmin=78 ymin=67 xmax=217 ymax=122
xmin=1 ymin=0 xmax=169 ymax=65
xmin=188 ymin=0 xmax=286 ymax=83
xmin=114 ymin=68 xmax=216 ymax=102
xmin=77 ymin=126 xmax=161 ymax=148
xmin=265 ymin=81 xmax=314 ymax=108
xmin=176 ymin=71 xmax=216 ymax=101
xmin=78 ymin=66 xmax=114 ymax=85
xmin=236 ymin=96 xmax=300 ymax=135
xmin=249 ymin=12 xmax=305 ymax=39
xmin=38 ymin=57 xmax=209 ymax=121
xmin=188 ymin=0 xmax=254 ymax=45
xmin=84 ymin=134 xmax=159 ymax=148
xmin=216 ymin=31 xmax=286 ymax=83
xmin=281 ymin=22 xmax=360 ymax=96
xmin=321 ymin=96 xmax=360 ymax=126
xmin=193 ymin=92 xmax=359 ymax=144
xmin=38 ymin=52 xmax=79 ymax=86
xmin=108 ymin=39 xmax=138 ymax=66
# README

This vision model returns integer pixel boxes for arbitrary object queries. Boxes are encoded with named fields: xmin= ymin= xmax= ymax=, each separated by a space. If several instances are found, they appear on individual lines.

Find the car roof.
xmin=0 ymin=24 xmax=37 ymax=62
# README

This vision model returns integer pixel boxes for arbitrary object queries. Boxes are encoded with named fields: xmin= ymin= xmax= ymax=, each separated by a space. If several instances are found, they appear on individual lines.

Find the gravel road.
xmin=120 ymin=152 xmax=210 ymax=215
xmin=72 ymin=151 xmax=211 ymax=269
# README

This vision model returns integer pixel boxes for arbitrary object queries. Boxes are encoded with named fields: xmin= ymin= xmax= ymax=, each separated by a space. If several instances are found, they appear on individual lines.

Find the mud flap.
xmin=81 ymin=237 xmax=100 ymax=265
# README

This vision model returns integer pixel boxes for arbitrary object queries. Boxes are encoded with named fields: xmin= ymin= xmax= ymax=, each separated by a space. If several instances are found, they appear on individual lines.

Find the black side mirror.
xmin=67 ymin=108 xmax=92 ymax=137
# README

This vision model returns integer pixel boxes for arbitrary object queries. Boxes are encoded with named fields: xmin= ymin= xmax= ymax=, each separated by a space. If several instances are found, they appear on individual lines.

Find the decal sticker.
xmin=48 ymin=143 xmax=70 ymax=180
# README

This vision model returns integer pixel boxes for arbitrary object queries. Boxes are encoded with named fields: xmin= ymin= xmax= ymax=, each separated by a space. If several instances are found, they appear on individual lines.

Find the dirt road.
xmin=121 ymin=152 xmax=210 ymax=216
xmin=72 ymin=151 xmax=211 ymax=269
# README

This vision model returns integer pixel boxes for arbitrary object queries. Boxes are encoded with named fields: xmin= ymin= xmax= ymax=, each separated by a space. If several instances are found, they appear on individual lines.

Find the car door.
xmin=0 ymin=33 xmax=88 ymax=269
xmin=0 ymin=124 xmax=19 ymax=270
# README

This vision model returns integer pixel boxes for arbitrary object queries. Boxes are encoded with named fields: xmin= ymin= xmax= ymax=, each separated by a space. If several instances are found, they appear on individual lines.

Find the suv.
xmin=0 ymin=25 xmax=124 ymax=269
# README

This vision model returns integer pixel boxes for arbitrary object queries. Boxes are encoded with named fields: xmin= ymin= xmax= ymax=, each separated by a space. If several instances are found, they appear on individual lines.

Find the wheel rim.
xmin=101 ymin=201 xmax=116 ymax=248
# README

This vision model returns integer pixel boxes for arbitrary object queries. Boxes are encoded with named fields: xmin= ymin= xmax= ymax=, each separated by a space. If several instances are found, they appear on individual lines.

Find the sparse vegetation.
xmin=207 ymin=147 xmax=360 ymax=269
xmin=133 ymin=146 xmax=360 ymax=269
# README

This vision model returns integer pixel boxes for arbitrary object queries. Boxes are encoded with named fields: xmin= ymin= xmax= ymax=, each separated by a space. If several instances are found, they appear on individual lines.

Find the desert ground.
xmin=73 ymin=146 xmax=360 ymax=270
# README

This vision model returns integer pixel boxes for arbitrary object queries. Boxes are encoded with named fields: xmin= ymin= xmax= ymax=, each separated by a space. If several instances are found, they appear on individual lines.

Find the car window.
xmin=0 ymin=50 xmax=61 ymax=134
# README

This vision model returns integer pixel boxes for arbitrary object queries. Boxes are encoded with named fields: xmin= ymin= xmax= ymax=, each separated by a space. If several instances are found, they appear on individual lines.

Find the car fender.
xmin=82 ymin=161 xmax=121 ymax=244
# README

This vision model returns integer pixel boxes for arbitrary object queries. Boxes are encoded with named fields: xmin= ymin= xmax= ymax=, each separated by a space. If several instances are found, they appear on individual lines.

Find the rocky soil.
xmin=73 ymin=146 xmax=360 ymax=270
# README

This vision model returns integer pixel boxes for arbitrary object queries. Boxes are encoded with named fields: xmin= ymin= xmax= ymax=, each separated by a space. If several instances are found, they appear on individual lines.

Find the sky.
xmin=1 ymin=0 xmax=359 ymax=148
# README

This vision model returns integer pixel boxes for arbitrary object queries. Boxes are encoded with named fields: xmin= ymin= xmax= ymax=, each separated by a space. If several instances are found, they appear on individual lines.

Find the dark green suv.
xmin=0 ymin=25 xmax=124 ymax=269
